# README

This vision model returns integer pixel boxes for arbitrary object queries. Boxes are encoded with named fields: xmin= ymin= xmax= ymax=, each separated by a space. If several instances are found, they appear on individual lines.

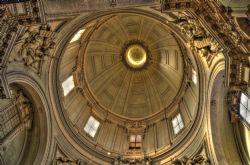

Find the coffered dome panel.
xmin=83 ymin=14 xmax=183 ymax=118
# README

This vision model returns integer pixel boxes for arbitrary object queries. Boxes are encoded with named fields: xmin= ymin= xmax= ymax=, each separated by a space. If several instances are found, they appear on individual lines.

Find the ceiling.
xmin=1 ymin=0 xmax=249 ymax=164
xmin=83 ymin=14 xmax=184 ymax=118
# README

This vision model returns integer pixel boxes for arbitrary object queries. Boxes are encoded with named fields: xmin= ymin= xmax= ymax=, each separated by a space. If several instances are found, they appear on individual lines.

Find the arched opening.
xmin=0 ymin=81 xmax=50 ymax=165
xmin=209 ymin=70 xmax=242 ymax=164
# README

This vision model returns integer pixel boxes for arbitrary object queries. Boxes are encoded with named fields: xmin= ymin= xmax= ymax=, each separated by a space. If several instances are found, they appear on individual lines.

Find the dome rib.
xmin=82 ymin=13 xmax=184 ymax=118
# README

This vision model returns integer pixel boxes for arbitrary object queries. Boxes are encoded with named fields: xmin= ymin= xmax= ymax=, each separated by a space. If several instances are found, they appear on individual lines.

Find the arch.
xmin=207 ymin=62 xmax=242 ymax=164
xmin=5 ymin=73 xmax=52 ymax=165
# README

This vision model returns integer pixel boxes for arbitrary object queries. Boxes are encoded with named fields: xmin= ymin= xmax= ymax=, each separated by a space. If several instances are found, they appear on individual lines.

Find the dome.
xmin=82 ymin=14 xmax=184 ymax=118
xmin=57 ymin=11 xmax=198 ymax=158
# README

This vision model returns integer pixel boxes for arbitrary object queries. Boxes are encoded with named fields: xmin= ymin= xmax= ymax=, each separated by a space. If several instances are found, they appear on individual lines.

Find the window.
xmin=129 ymin=134 xmax=142 ymax=149
xmin=192 ymin=68 xmax=197 ymax=85
xmin=239 ymin=93 xmax=250 ymax=124
xmin=84 ymin=116 xmax=100 ymax=137
xmin=62 ymin=75 xmax=75 ymax=96
xmin=172 ymin=113 xmax=184 ymax=135
xmin=70 ymin=29 xmax=85 ymax=43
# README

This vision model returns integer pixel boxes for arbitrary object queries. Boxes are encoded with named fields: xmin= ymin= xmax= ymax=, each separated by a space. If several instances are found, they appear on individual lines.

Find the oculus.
xmin=121 ymin=40 xmax=151 ymax=70
xmin=125 ymin=44 xmax=147 ymax=69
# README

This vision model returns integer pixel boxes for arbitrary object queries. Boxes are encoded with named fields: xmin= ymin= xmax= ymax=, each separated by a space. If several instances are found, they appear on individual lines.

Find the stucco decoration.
xmin=0 ymin=0 xmax=46 ymax=67
xmin=173 ymin=16 xmax=222 ymax=65
xmin=172 ymin=154 xmax=210 ymax=165
xmin=0 ymin=145 xmax=6 ymax=157
xmin=0 ymin=79 xmax=6 ymax=99
xmin=220 ymin=23 xmax=241 ymax=45
xmin=114 ymin=156 xmax=151 ymax=165
xmin=12 ymin=89 xmax=33 ymax=130
xmin=9 ymin=25 xmax=56 ymax=75
xmin=0 ymin=5 xmax=18 ymax=66
xmin=126 ymin=121 xmax=146 ymax=134
xmin=52 ymin=157 xmax=85 ymax=165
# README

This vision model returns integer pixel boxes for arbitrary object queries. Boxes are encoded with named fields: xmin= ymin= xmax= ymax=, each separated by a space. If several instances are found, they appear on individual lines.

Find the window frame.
xmin=69 ymin=29 xmax=86 ymax=43
xmin=62 ymin=75 xmax=75 ymax=96
xmin=238 ymin=92 xmax=250 ymax=126
xmin=83 ymin=116 xmax=100 ymax=138
xmin=129 ymin=134 xmax=142 ymax=150
xmin=171 ymin=113 xmax=185 ymax=135
xmin=192 ymin=68 xmax=198 ymax=85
